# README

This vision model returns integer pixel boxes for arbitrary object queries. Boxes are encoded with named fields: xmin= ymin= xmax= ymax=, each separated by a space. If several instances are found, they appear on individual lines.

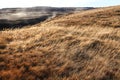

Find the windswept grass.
xmin=0 ymin=6 xmax=120 ymax=80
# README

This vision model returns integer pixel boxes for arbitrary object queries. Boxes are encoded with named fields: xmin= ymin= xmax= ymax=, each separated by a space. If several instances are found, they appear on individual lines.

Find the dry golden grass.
xmin=0 ymin=5 xmax=120 ymax=80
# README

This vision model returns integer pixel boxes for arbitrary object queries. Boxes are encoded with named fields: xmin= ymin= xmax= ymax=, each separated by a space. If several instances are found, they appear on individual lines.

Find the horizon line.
xmin=1 ymin=5 xmax=119 ymax=9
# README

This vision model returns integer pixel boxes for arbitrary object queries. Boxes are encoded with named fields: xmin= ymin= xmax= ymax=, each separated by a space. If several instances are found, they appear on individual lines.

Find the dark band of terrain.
xmin=0 ymin=7 xmax=94 ymax=30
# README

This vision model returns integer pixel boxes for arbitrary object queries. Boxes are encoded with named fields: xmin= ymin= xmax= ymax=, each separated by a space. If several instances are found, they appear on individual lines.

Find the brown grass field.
xmin=0 ymin=6 xmax=120 ymax=80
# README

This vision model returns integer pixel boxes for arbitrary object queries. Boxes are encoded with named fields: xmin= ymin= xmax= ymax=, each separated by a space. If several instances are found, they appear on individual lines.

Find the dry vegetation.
xmin=0 ymin=6 xmax=120 ymax=80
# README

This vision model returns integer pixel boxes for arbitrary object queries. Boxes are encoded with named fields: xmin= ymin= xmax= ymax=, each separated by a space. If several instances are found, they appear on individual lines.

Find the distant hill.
xmin=0 ymin=7 xmax=94 ymax=29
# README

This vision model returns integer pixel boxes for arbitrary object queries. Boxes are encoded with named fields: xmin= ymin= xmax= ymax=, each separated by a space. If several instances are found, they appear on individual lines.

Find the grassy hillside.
xmin=0 ymin=6 xmax=120 ymax=80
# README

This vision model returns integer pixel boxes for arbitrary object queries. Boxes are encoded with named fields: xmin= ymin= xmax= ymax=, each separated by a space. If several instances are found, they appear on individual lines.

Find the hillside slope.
xmin=0 ymin=6 xmax=120 ymax=80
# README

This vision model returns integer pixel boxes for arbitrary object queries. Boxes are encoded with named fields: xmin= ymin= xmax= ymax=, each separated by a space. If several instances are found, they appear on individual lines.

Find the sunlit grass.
xmin=0 ymin=6 xmax=120 ymax=80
